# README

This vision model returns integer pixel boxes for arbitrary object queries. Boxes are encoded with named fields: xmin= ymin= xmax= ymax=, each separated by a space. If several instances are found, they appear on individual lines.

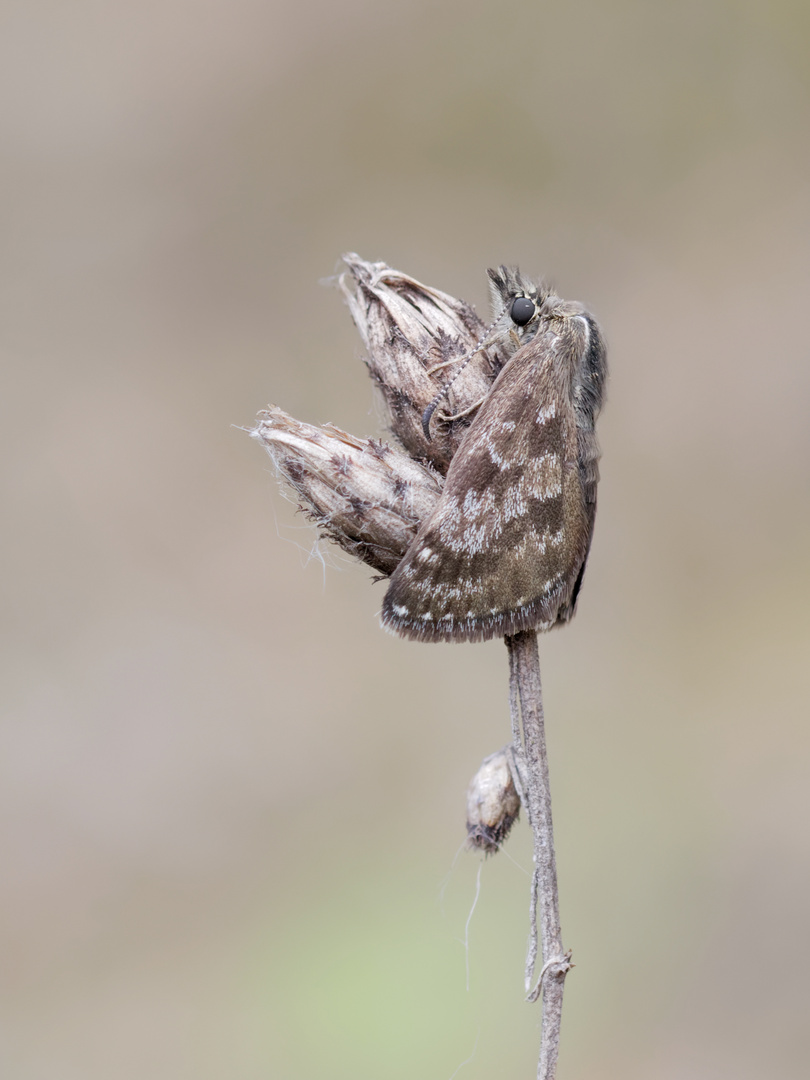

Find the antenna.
xmin=422 ymin=308 xmax=511 ymax=441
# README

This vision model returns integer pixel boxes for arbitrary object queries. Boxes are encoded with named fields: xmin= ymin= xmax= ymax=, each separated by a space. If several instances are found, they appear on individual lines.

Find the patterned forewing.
xmin=382 ymin=335 xmax=586 ymax=642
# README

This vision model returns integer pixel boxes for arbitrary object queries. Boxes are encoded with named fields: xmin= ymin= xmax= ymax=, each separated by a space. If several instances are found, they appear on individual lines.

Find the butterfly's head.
xmin=421 ymin=267 xmax=548 ymax=443
xmin=486 ymin=265 xmax=548 ymax=334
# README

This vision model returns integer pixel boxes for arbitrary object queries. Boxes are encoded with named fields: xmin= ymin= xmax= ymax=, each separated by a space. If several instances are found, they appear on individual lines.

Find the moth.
xmin=381 ymin=266 xmax=607 ymax=643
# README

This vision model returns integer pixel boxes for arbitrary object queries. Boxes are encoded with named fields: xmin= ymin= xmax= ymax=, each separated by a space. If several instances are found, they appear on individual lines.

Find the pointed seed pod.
xmin=251 ymin=406 xmax=442 ymax=574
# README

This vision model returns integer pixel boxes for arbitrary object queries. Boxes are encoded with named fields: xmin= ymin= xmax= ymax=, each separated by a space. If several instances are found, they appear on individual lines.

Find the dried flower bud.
xmin=251 ymin=406 xmax=442 ymax=575
xmin=339 ymin=253 xmax=505 ymax=473
xmin=466 ymin=748 xmax=521 ymax=854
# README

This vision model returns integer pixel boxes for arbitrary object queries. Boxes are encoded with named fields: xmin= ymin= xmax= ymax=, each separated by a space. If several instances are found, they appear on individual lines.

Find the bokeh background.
xmin=3 ymin=1 xmax=809 ymax=1077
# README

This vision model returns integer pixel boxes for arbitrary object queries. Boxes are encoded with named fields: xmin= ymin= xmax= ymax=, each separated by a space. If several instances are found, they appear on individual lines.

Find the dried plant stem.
xmin=506 ymin=630 xmax=573 ymax=1080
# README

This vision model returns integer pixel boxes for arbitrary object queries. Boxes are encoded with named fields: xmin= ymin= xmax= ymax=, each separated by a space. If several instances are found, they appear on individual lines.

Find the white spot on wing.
xmin=486 ymin=420 xmax=518 ymax=468
xmin=523 ymin=452 xmax=562 ymax=499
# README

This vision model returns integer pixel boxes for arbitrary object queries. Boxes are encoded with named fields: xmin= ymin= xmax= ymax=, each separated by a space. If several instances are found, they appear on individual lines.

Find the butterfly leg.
xmin=436 ymin=392 xmax=488 ymax=424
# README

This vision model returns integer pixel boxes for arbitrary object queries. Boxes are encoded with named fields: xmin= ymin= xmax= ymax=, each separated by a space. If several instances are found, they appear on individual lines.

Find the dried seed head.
xmin=251 ymin=406 xmax=442 ymax=574
xmin=339 ymin=253 xmax=507 ymax=473
xmin=466 ymin=748 xmax=521 ymax=854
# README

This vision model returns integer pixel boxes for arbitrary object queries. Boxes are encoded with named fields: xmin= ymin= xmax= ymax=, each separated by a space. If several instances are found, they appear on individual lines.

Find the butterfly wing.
xmin=382 ymin=317 xmax=594 ymax=643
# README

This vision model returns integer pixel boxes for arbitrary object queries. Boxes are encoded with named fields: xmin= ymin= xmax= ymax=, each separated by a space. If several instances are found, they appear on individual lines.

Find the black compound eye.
xmin=510 ymin=296 xmax=535 ymax=326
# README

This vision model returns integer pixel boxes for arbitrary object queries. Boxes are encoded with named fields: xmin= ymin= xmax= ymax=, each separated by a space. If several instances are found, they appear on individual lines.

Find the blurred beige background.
xmin=2 ymin=1 xmax=809 ymax=1077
